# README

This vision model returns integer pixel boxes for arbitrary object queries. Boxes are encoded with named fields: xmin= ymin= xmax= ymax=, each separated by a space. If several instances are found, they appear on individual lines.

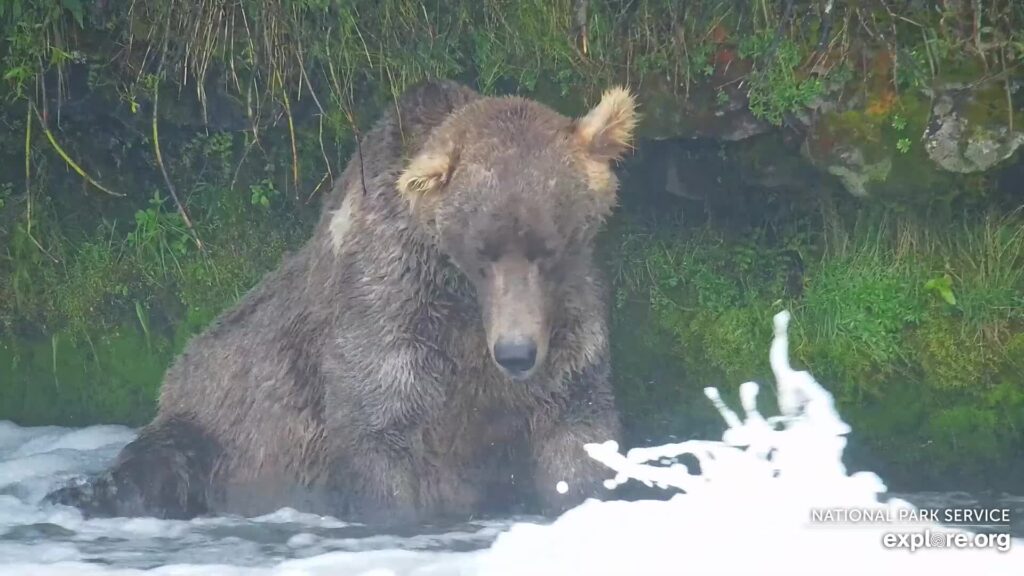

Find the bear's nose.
xmin=493 ymin=338 xmax=538 ymax=377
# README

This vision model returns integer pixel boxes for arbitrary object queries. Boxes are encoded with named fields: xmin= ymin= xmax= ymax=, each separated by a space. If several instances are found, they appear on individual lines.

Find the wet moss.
xmin=805 ymin=89 xmax=992 ymax=205
xmin=963 ymin=83 xmax=1024 ymax=129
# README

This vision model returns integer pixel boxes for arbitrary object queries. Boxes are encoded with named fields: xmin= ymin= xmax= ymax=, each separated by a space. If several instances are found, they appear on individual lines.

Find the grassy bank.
xmin=607 ymin=189 xmax=1024 ymax=490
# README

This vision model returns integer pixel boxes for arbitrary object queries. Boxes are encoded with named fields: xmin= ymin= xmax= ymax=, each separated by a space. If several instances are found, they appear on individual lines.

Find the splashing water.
xmin=1 ymin=311 xmax=1020 ymax=575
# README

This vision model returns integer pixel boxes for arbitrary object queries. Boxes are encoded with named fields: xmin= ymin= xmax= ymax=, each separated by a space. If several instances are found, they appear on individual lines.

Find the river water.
xmin=1 ymin=312 xmax=1020 ymax=575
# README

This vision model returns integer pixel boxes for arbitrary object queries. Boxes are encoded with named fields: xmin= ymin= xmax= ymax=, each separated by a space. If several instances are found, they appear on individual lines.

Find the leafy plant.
xmin=739 ymin=32 xmax=823 ymax=125
xmin=1 ymin=0 xmax=86 ymax=96
xmin=924 ymin=274 xmax=957 ymax=305
xmin=129 ymin=192 xmax=192 ymax=279
xmin=249 ymin=178 xmax=278 ymax=208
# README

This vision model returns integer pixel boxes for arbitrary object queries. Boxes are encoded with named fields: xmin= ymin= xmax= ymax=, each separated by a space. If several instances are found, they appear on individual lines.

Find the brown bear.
xmin=46 ymin=80 xmax=639 ymax=525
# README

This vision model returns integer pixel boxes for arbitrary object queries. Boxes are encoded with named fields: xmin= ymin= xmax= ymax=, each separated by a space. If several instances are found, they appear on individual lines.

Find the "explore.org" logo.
xmin=882 ymin=529 xmax=1013 ymax=552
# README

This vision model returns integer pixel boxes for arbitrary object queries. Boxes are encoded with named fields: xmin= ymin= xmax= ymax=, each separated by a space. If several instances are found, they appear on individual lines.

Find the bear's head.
xmin=397 ymin=87 xmax=637 ymax=381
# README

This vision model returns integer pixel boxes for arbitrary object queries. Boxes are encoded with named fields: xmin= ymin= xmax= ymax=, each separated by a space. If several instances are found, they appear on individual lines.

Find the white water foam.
xmin=1 ymin=311 xmax=1020 ymax=575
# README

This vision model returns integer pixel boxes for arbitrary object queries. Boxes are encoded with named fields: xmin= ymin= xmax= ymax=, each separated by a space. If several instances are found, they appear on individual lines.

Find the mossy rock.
xmin=924 ymin=83 xmax=1024 ymax=175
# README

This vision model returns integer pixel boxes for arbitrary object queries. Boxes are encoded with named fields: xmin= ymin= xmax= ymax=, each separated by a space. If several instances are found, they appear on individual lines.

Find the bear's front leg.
xmin=333 ymin=432 xmax=483 ymax=525
xmin=530 ymin=358 xmax=622 ymax=516
xmin=334 ymin=431 xmax=422 ymax=526
xmin=325 ymin=339 xmax=455 ymax=525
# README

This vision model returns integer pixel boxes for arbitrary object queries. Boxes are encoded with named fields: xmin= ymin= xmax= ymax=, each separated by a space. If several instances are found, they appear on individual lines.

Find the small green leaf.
xmin=4 ymin=66 xmax=30 ymax=80
xmin=939 ymin=287 xmax=956 ymax=305
xmin=924 ymin=275 xmax=957 ymax=306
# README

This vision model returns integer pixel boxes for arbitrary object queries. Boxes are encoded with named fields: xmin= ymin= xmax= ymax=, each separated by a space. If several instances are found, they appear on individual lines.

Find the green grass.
xmin=0 ymin=125 xmax=313 ymax=426
xmin=607 ymin=206 xmax=1024 ymax=490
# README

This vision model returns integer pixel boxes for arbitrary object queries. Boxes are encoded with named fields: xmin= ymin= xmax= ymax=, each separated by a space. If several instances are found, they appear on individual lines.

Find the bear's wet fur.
xmin=46 ymin=80 xmax=639 ymax=525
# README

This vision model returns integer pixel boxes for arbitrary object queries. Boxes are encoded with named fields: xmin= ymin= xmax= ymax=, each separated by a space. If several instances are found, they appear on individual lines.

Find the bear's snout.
xmin=493 ymin=337 xmax=538 ymax=378
xmin=482 ymin=254 xmax=550 ymax=380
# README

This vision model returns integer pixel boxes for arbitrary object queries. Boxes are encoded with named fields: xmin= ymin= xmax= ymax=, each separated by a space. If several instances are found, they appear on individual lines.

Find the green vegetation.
xmin=0 ymin=1 xmax=1022 ymax=490
xmin=607 ymin=192 xmax=1024 ymax=490
xmin=737 ymin=30 xmax=824 ymax=126
xmin=0 ymin=126 xmax=310 ymax=425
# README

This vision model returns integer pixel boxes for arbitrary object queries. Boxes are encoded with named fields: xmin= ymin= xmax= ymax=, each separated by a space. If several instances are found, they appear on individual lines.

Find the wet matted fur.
xmin=47 ymin=80 xmax=639 ymax=525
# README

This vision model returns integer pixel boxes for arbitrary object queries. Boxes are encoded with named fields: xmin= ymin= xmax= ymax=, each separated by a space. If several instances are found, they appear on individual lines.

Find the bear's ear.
xmin=397 ymin=146 xmax=458 ymax=208
xmin=573 ymin=86 xmax=638 ymax=163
